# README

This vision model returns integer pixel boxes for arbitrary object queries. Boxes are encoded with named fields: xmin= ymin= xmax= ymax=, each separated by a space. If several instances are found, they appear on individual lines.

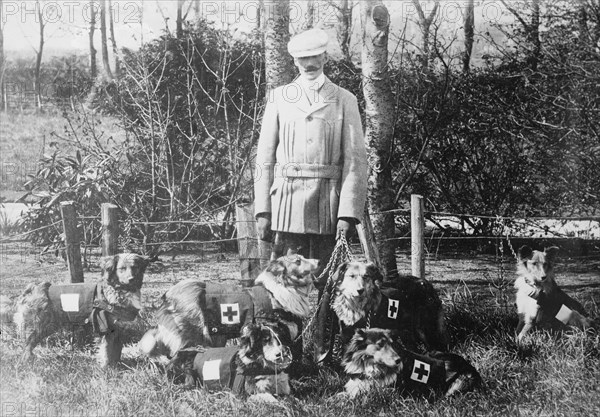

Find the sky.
xmin=1 ymin=1 xmax=512 ymax=60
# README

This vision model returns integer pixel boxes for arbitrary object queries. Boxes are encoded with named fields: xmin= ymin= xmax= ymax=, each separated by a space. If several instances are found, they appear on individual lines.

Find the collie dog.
xmin=140 ymin=254 xmax=318 ymax=360
xmin=341 ymin=328 xmax=481 ymax=398
xmin=0 ymin=253 xmax=151 ymax=367
xmin=170 ymin=321 xmax=293 ymax=402
xmin=515 ymin=246 xmax=592 ymax=341
xmin=315 ymin=262 xmax=447 ymax=364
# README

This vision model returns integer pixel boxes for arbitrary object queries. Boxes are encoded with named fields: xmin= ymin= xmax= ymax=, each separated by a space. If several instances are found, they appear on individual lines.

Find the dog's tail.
xmin=446 ymin=370 xmax=482 ymax=396
xmin=0 ymin=295 xmax=16 ymax=325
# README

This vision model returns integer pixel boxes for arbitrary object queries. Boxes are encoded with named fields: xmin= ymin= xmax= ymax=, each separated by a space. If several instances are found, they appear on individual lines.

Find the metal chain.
xmin=299 ymin=231 xmax=353 ymax=341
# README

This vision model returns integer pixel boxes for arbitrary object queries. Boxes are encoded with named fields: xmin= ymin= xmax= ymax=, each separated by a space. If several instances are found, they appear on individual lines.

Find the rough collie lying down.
xmin=514 ymin=246 xmax=592 ymax=341
xmin=140 ymin=254 xmax=319 ymax=360
xmin=0 ymin=253 xmax=151 ymax=367
xmin=341 ymin=328 xmax=481 ymax=398
xmin=315 ymin=262 xmax=447 ymax=364
xmin=170 ymin=321 xmax=293 ymax=402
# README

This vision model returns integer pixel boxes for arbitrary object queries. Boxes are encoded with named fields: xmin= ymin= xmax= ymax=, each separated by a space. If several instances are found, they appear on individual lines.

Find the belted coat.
xmin=254 ymin=77 xmax=368 ymax=235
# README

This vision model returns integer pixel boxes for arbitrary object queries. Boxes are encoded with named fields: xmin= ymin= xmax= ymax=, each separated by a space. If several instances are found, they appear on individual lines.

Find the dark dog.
xmin=515 ymin=246 xmax=592 ymax=341
xmin=170 ymin=321 xmax=293 ymax=402
xmin=341 ymin=328 xmax=481 ymax=398
xmin=0 ymin=253 xmax=151 ymax=367
xmin=315 ymin=262 xmax=447 ymax=364
xmin=140 ymin=254 xmax=319 ymax=360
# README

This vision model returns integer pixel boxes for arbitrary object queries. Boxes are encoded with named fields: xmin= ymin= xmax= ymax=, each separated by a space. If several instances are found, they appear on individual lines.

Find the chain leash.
xmin=299 ymin=231 xmax=352 ymax=341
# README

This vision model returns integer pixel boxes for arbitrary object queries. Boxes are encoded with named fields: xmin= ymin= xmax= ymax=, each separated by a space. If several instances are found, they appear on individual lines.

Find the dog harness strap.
xmin=92 ymin=297 xmax=139 ymax=322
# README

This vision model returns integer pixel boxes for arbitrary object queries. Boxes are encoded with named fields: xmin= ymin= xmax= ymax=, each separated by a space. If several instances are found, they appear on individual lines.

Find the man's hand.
xmin=337 ymin=218 xmax=356 ymax=237
xmin=256 ymin=214 xmax=272 ymax=241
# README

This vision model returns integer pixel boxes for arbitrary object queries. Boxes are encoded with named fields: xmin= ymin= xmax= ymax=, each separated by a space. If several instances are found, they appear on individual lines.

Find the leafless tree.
xmin=361 ymin=0 xmax=398 ymax=280
xmin=100 ymin=0 xmax=113 ymax=79
xmin=463 ymin=0 xmax=475 ymax=73
xmin=337 ymin=0 xmax=353 ymax=61
xmin=108 ymin=0 xmax=119 ymax=76
xmin=34 ymin=0 xmax=46 ymax=109
xmin=410 ymin=0 xmax=440 ymax=69
xmin=0 ymin=0 xmax=5 ymax=111
xmin=500 ymin=0 xmax=541 ymax=70
xmin=89 ymin=0 xmax=97 ymax=79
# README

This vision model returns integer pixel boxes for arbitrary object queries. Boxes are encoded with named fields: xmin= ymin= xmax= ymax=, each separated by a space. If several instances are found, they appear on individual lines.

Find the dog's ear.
xmin=354 ymin=328 xmax=366 ymax=341
xmin=544 ymin=246 xmax=559 ymax=264
xmin=365 ymin=263 xmax=384 ymax=286
xmin=100 ymin=255 xmax=117 ymax=274
xmin=518 ymin=245 xmax=533 ymax=261
xmin=266 ymin=259 xmax=287 ymax=278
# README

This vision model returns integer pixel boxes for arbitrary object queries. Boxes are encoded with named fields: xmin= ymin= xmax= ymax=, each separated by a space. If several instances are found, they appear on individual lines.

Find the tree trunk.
xmin=177 ymin=0 xmax=184 ymax=39
xmin=462 ymin=0 xmax=475 ymax=73
xmin=263 ymin=0 xmax=294 ymax=89
xmin=529 ymin=0 xmax=541 ymax=70
xmin=108 ymin=0 xmax=119 ymax=76
xmin=35 ymin=0 xmax=45 ymax=110
xmin=411 ymin=0 xmax=439 ymax=70
xmin=0 ymin=0 xmax=5 ymax=111
xmin=338 ymin=0 xmax=353 ymax=61
xmin=100 ymin=0 xmax=113 ymax=80
xmin=304 ymin=0 xmax=315 ymax=30
xmin=361 ymin=0 xmax=398 ymax=280
xmin=89 ymin=0 xmax=97 ymax=79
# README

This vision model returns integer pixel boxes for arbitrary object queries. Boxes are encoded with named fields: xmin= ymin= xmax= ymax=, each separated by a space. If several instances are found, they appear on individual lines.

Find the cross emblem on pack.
xmin=388 ymin=298 xmax=399 ymax=319
xmin=220 ymin=303 xmax=240 ymax=324
xmin=410 ymin=359 xmax=431 ymax=383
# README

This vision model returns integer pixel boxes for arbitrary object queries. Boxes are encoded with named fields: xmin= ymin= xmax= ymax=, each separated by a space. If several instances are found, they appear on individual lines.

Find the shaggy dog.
xmin=314 ymin=262 xmax=447 ymax=364
xmin=515 ymin=245 xmax=592 ymax=341
xmin=0 ymin=253 xmax=151 ymax=367
xmin=140 ymin=254 xmax=319 ymax=360
xmin=341 ymin=328 xmax=481 ymax=398
xmin=170 ymin=321 xmax=293 ymax=402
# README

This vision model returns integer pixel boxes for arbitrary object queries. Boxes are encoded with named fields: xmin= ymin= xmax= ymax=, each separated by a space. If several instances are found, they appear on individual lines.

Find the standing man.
xmin=254 ymin=28 xmax=368 ymax=272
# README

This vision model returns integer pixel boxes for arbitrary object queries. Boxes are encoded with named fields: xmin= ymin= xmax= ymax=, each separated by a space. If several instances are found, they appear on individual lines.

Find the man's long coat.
xmin=254 ymin=77 xmax=368 ymax=235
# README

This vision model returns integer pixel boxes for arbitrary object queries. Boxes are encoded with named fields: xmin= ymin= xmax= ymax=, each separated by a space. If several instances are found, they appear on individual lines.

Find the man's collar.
xmin=297 ymin=73 xmax=326 ymax=92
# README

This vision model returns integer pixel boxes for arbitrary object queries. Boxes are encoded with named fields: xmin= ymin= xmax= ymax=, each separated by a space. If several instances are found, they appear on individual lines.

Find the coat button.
xmin=306 ymin=115 xmax=313 ymax=121
xmin=307 ymin=139 xmax=313 ymax=144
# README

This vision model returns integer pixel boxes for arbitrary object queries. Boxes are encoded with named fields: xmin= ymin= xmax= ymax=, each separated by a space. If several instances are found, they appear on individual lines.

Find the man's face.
xmin=294 ymin=53 xmax=328 ymax=81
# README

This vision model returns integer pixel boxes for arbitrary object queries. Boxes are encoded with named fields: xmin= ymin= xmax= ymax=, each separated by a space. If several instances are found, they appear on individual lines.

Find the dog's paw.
xmin=247 ymin=393 xmax=279 ymax=403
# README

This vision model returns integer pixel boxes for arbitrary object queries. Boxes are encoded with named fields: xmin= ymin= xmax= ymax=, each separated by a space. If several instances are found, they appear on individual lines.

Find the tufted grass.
xmin=1 ymin=251 xmax=599 ymax=417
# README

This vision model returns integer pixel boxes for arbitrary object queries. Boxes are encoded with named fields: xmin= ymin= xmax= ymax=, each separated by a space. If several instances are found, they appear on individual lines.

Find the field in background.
xmin=0 ymin=110 xmax=126 ymax=198
xmin=1 ymin=244 xmax=599 ymax=417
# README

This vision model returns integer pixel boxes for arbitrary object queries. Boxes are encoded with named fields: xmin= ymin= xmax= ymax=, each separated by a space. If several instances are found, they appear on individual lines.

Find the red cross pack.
xmin=220 ymin=303 xmax=240 ymax=324
xmin=387 ymin=298 xmax=399 ymax=319
xmin=410 ymin=359 xmax=431 ymax=384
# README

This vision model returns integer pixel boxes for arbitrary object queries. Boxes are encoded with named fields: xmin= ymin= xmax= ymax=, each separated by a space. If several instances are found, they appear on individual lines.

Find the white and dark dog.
xmin=170 ymin=320 xmax=293 ymax=402
xmin=341 ymin=328 xmax=481 ymax=398
xmin=140 ymin=254 xmax=319 ymax=360
xmin=315 ymin=262 xmax=448 ymax=364
xmin=515 ymin=245 xmax=592 ymax=341
xmin=0 ymin=253 xmax=151 ymax=367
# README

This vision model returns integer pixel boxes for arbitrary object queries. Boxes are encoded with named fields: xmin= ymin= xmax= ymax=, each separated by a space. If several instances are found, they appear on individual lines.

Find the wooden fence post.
xmin=411 ymin=194 xmax=425 ymax=279
xmin=236 ymin=202 xmax=272 ymax=286
xmin=60 ymin=201 xmax=84 ymax=283
xmin=101 ymin=203 xmax=119 ymax=256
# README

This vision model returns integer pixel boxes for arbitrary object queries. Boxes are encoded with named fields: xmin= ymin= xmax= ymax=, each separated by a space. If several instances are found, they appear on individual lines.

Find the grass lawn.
xmin=1 ymin=247 xmax=599 ymax=417
xmin=0 ymin=109 xmax=126 ymax=197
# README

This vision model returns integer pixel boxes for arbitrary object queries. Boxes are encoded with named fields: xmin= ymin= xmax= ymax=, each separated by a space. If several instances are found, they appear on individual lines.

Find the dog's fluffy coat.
xmin=515 ymin=246 xmax=592 ymax=341
xmin=140 ymin=254 xmax=318 ymax=358
xmin=341 ymin=328 xmax=481 ymax=398
xmin=0 ymin=253 xmax=150 ymax=367
xmin=316 ymin=262 xmax=447 ymax=364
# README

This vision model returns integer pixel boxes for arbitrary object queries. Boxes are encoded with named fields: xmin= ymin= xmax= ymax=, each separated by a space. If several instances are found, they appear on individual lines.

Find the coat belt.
xmin=275 ymin=163 xmax=341 ymax=179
